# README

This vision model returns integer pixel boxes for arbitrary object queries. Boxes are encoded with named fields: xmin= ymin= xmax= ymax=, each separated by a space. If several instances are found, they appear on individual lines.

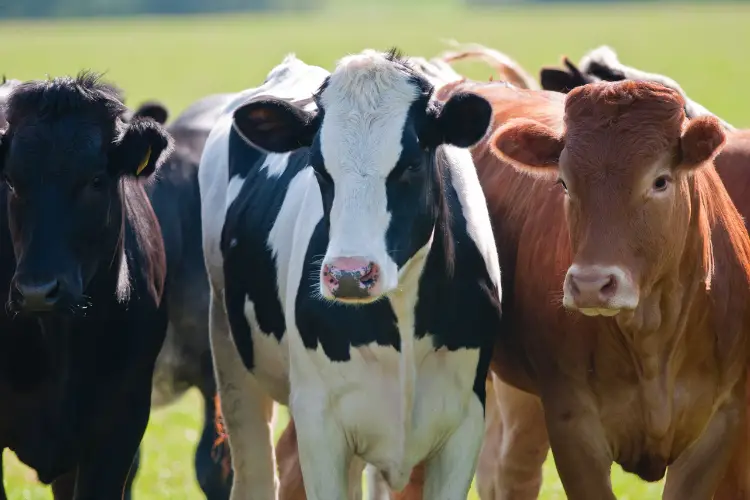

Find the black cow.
xmin=0 ymin=72 xmax=172 ymax=499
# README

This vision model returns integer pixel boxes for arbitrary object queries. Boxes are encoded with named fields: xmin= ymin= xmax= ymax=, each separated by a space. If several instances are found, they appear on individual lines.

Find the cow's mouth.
xmin=578 ymin=307 xmax=621 ymax=317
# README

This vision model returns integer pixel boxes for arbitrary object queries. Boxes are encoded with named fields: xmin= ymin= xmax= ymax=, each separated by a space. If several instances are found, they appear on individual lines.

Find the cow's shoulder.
xmin=219 ymin=132 xmax=315 ymax=370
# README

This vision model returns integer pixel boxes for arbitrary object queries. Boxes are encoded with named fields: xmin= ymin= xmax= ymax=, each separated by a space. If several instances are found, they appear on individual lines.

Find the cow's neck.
xmin=387 ymin=231 xmax=433 ymax=464
xmin=604 ymin=171 xmax=750 ymax=442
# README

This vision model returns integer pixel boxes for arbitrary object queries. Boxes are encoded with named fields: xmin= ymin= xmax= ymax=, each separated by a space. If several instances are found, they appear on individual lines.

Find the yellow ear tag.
xmin=136 ymin=147 xmax=152 ymax=176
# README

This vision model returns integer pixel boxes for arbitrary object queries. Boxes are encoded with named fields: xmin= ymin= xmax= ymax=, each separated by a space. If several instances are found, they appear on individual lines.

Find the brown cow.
xmin=440 ymin=47 xmax=750 ymax=499
xmin=457 ymin=78 xmax=750 ymax=499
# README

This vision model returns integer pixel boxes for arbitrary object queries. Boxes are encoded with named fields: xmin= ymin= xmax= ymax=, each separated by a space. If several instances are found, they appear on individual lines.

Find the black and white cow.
xmin=0 ymin=72 xmax=173 ymax=499
xmin=199 ymin=49 xmax=502 ymax=498
xmin=539 ymin=45 xmax=736 ymax=131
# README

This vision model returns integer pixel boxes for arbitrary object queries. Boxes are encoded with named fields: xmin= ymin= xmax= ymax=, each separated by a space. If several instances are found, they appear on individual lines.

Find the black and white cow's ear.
xmin=232 ymin=98 xmax=320 ymax=153
xmin=110 ymin=117 xmax=174 ymax=179
xmin=540 ymin=58 xmax=593 ymax=93
xmin=425 ymin=92 xmax=492 ymax=149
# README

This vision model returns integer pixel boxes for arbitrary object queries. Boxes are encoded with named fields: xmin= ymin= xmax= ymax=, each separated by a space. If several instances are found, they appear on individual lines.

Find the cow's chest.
xmin=596 ymin=358 xmax=724 ymax=479
xmin=287 ymin=335 xmax=481 ymax=486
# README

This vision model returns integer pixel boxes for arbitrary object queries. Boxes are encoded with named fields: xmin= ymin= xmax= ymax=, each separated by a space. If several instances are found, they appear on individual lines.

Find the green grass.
xmin=1 ymin=3 xmax=747 ymax=498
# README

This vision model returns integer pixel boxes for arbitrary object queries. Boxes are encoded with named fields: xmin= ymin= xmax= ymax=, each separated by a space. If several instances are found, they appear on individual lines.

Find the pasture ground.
xmin=1 ymin=2 xmax=747 ymax=498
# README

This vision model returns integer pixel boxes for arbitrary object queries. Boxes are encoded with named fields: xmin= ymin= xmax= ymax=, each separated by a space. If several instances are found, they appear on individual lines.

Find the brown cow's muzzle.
xmin=562 ymin=264 xmax=639 ymax=317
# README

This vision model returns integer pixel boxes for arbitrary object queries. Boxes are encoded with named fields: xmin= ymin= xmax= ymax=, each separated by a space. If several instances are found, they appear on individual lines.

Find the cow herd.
xmin=0 ymin=42 xmax=748 ymax=500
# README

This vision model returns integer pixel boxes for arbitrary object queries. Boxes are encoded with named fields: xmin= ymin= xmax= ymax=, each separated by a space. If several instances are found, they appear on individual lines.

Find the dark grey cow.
xmin=128 ymin=94 xmax=237 ymax=500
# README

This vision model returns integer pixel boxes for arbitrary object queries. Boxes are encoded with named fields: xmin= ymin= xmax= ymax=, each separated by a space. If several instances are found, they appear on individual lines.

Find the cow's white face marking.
xmin=316 ymin=51 xmax=424 ymax=302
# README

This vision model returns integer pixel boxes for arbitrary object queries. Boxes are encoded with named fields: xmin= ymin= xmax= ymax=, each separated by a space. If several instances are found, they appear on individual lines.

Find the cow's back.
xmin=717 ymin=130 xmax=750 ymax=230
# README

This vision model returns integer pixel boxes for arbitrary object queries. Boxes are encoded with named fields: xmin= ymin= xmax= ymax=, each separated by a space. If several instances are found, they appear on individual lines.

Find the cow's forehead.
xmin=8 ymin=120 xmax=105 ymax=178
xmin=317 ymin=51 xmax=425 ymax=177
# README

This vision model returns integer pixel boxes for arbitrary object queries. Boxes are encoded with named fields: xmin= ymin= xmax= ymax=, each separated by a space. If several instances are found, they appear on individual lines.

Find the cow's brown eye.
xmin=653 ymin=175 xmax=670 ymax=192
xmin=556 ymin=178 xmax=568 ymax=192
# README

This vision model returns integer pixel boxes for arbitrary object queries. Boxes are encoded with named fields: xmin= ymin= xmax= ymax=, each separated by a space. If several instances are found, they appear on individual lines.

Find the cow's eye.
xmin=653 ymin=175 xmax=671 ymax=192
xmin=89 ymin=175 xmax=105 ymax=190
xmin=398 ymin=163 xmax=423 ymax=181
xmin=556 ymin=177 xmax=568 ymax=192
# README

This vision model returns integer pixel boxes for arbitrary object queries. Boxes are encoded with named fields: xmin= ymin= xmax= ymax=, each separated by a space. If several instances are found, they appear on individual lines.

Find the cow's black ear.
xmin=110 ymin=117 xmax=174 ymax=179
xmin=425 ymin=92 xmax=492 ymax=149
xmin=133 ymin=100 xmax=169 ymax=125
xmin=232 ymin=97 xmax=320 ymax=153
xmin=540 ymin=68 xmax=578 ymax=93
xmin=541 ymin=58 xmax=593 ymax=93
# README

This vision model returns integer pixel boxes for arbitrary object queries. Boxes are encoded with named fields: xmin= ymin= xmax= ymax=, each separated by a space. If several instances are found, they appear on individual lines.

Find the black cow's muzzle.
xmin=9 ymin=277 xmax=62 ymax=313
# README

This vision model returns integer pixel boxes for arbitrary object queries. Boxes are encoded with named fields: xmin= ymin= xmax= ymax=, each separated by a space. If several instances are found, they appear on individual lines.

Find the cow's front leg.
xmin=366 ymin=464 xmax=390 ymax=500
xmin=51 ymin=470 xmax=76 ymax=500
xmin=542 ymin=384 xmax=615 ymax=500
xmin=73 ymin=378 xmax=151 ymax=500
xmin=292 ymin=393 xmax=351 ymax=500
xmin=422 ymin=394 xmax=484 ymax=500
xmin=476 ymin=373 xmax=548 ymax=500
xmin=209 ymin=289 xmax=277 ymax=500
xmin=663 ymin=390 xmax=746 ymax=500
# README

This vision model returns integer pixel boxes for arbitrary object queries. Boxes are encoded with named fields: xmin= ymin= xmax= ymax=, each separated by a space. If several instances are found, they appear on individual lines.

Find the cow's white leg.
xmin=348 ymin=457 xmax=368 ymax=500
xmin=292 ymin=396 xmax=349 ymax=500
xmin=209 ymin=288 xmax=278 ymax=500
xmin=365 ymin=464 xmax=390 ymax=500
xmin=423 ymin=395 xmax=484 ymax=500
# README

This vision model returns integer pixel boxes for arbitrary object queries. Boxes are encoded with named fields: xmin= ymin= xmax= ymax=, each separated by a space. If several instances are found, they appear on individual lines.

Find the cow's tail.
xmin=212 ymin=393 xmax=233 ymax=480
xmin=437 ymin=41 xmax=540 ymax=90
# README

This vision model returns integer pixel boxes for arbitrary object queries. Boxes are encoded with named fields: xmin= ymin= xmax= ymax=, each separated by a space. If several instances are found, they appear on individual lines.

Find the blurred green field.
xmin=1 ymin=2 xmax=747 ymax=498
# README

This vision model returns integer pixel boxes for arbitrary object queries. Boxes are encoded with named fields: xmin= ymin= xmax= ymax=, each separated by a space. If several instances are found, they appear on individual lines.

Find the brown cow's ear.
xmin=489 ymin=118 xmax=563 ymax=177
xmin=679 ymin=115 xmax=726 ymax=170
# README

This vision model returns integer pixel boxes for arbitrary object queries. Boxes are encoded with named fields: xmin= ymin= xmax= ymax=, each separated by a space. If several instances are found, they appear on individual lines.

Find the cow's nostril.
xmin=359 ymin=263 xmax=378 ymax=287
xmin=322 ymin=258 xmax=381 ymax=299
xmin=600 ymin=275 xmax=617 ymax=296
